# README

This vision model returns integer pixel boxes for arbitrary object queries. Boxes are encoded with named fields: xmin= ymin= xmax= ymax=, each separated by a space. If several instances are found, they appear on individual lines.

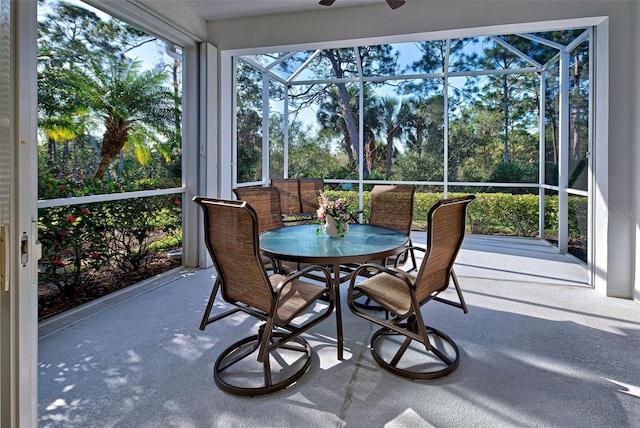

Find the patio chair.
xmin=234 ymin=186 xmax=301 ymax=273
xmin=352 ymin=185 xmax=417 ymax=311
xmin=346 ymin=195 xmax=475 ymax=380
xmin=271 ymin=178 xmax=301 ymax=218
xmin=298 ymin=178 xmax=324 ymax=215
xmin=193 ymin=197 xmax=335 ymax=395
xmin=368 ymin=185 xmax=417 ymax=271
xmin=233 ymin=186 xmax=285 ymax=234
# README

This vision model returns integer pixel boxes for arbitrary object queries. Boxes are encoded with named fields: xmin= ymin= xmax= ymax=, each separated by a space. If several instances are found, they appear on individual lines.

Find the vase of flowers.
xmin=317 ymin=192 xmax=353 ymax=238
xmin=323 ymin=213 xmax=349 ymax=238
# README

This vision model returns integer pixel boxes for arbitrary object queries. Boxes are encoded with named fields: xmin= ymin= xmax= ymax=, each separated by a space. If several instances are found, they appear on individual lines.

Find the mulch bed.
xmin=38 ymin=252 xmax=181 ymax=321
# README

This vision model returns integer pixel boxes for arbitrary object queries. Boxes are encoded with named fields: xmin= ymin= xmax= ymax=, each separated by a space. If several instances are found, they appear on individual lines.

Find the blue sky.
xmin=38 ymin=0 xmax=175 ymax=71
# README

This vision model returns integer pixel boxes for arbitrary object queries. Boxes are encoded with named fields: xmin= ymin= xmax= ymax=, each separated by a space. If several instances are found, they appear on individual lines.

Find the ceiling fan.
xmin=319 ymin=0 xmax=406 ymax=10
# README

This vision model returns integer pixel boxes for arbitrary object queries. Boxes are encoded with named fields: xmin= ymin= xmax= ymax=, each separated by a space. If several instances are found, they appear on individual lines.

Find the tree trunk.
xmin=173 ymin=59 xmax=182 ymax=150
xmin=572 ymin=53 xmax=582 ymax=161
xmin=548 ymin=109 xmax=558 ymax=165
xmin=93 ymin=117 xmax=129 ymax=179
xmin=47 ymin=138 xmax=57 ymax=173
xmin=364 ymin=135 xmax=375 ymax=174
xmin=340 ymin=128 xmax=355 ymax=166
xmin=94 ymin=153 xmax=114 ymax=179
xmin=325 ymin=51 xmax=360 ymax=167
xmin=502 ymin=74 xmax=509 ymax=164
xmin=386 ymin=131 xmax=395 ymax=178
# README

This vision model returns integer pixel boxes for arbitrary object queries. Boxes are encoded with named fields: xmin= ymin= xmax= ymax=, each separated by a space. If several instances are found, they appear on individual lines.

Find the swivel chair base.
xmin=214 ymin=332 xmax=312 ymax=396
xmin=370 ymin=324 xmax=460 ymax=380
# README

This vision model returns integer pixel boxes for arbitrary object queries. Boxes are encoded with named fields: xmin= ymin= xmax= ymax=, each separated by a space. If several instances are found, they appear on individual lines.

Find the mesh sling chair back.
xmin=368 ymin=185 xmax=417 ymax=271
xmin=347 ymin=195 xmax=475 ymax=380
xmin=234 ymin=186 xmax=315 ymax=274
xmin=232 ymin=186 xmax=297 ymax=273
xmin=354 ymin=185 xmax=417 ymax=311
xmin=271 ymin=178 xmax=301 ymax=217
xmin=233 ymin=186 xmax=285 ymax=234
xmin=193 ymin=197 xmax=335 ymax=395
xmin=298 ymin=178 xmax=324 ymax=215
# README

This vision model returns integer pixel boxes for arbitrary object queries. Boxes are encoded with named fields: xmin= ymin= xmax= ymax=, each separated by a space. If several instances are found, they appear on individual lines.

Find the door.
xmin=0 ymin=0 xmax=39 ymax=425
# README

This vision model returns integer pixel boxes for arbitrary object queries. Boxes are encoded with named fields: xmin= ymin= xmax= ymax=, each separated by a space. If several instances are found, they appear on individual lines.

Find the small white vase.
xmin=323 ymin=214 xmax=349 ymax=238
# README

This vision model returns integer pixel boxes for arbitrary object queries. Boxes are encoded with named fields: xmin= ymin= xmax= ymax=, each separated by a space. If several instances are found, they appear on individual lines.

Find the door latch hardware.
xmin=20 ymin=232 xmax=28 ymax=266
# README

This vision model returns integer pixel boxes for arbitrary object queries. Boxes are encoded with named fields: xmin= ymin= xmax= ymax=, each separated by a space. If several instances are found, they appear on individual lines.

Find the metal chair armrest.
xmin=391 ymin=245 xmax=424 ymax=268
xmin=274 ymin=264 xmax=332 ymax=295
xmin=349 ymin=262 xmax=412 ymax=286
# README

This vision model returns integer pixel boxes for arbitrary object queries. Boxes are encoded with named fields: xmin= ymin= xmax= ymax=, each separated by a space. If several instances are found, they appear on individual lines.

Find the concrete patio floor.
xmin=38 ymin=235 xmax=640 ymax=427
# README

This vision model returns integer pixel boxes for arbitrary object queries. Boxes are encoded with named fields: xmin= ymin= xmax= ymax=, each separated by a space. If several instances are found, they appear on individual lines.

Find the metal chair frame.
xmin=368 ymin=184 xmax=417 ymax=271
xmin=271 ymin=178 xmax=325 ymax=223
xmin=194 ymin=197 xmax=335 ymax=395
xmin=347 ymin=195 xmax=475 ymax=380
xmin=233 ymin=186 xmax=302 ymax=274
xmin=353 ymin=185 xmax=417 ymax=311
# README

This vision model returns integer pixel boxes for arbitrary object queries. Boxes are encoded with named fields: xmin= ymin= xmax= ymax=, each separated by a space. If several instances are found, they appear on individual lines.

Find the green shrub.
xmin=38 ymin=176 xmax=181 ymax=199
xmin=39 ymin=180 xmax=585 ymax=301
xmin=38 ymin=176 xmax=183 ymax=298
xmin=490 ymin=193 xmax=539 ymax=236
xmin=489 ymin=162 xmax=537 ymax=187
xmin=466 ymin=196 xmax=495 ymax=234
xmin=568 ymin=196 xmax=588 ymax=240
xmin=39 ymin=204 xmax=110 ymax=297
xmin=102 ymin=195 xmax=182 ymax=273
xmin=324 ymin=189 xmax=583 ymax=240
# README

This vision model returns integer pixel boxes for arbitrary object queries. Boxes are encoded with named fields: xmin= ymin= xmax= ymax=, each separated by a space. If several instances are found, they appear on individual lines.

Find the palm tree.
xmin=316 ymin=84 xmax=386 ymax=176
xmin=316 ymin=85 xmax=358 ymax=166
xmin=74 ymin=57 xmax=178 ymax=179
xmin=379 ymin=96 xmax=410 ymax=178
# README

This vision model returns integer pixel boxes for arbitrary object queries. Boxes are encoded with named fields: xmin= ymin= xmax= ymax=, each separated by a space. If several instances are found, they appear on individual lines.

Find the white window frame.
xmin=222 ymin=16 xmax=609 ymax=291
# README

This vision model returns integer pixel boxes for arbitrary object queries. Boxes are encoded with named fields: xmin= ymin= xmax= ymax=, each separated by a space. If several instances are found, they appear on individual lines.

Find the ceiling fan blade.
xmin=386 ymin=0 xmax=406 ymax=9
xmin=320 ymin=0 xmax=404 ymax=9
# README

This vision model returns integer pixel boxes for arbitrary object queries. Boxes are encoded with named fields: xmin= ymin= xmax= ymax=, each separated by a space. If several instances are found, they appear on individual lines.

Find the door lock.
xmin=20 ymin=232 xmax=28 ymax=266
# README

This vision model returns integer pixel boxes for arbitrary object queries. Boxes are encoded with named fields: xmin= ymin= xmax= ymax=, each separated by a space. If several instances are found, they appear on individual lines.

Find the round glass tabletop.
xmin=260 ymin=223 xmax=408 ymax=264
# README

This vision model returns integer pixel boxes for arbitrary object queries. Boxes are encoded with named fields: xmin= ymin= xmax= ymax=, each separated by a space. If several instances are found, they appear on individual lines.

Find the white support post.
xmin=359 ymin=77 xmax=364 ymax=214
xmin=262 ymin=72 xmax=270 ymax=181
xmin=558 ymin=49 xmax=569 ymax=252
xmin=356 ymin=47 xmax=364 ymax=215
xmin=196 ymin=43 xmax=218 ymax=268
xmin=283 ymin=84 xmax=289 ymax=179
xmin=539 ymin=72 xmax=546 ymax=239
xmin=444 ymin=40 xmax=450 ymax=198
xmin=586 ymin=27 xmax=595 ymax=286
xmin=220 ymin=53 xmax=234 ymax=199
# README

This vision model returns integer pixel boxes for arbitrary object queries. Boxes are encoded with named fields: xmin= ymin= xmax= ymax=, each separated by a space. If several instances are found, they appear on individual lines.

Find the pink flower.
xmin=80 ymin=208 xmax=89 ymax=215
xmin=317 ymin=193 xmax=353 ymax=224
xmin=90 ymin=251 xmax=99 ymax=259
xmin=66 ymin=215 xmax=77 ymax=224
xmin=51 ymin=257 xmax=64 ymax=266
xmin=174 ymin=199 xmax=181 ymax=206
xmin=59 ymin=184 xmax=66 ymax=190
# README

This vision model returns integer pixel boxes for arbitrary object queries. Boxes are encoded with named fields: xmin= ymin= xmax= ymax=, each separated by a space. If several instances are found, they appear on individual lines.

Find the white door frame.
xmin=0 ymin=0 xmax=39 ymax=425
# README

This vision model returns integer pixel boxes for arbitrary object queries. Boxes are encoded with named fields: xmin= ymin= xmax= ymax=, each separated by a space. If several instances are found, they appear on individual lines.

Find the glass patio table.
xmin=260 ymin=223 xmax=408 ymax=360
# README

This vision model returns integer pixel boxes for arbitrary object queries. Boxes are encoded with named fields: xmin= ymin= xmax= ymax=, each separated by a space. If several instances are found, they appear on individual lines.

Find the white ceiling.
xmin=163 ymin=0 xmax=385 ymax=21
